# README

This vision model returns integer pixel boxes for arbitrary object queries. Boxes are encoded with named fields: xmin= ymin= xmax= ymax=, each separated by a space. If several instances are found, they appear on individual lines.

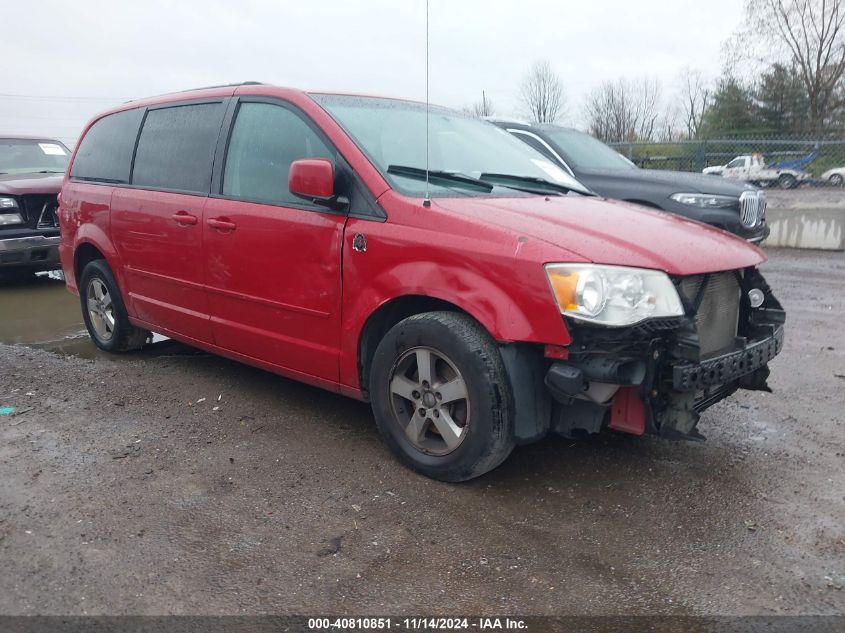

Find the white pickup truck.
xmin=703 ymin=153 xmax=811 ymax=189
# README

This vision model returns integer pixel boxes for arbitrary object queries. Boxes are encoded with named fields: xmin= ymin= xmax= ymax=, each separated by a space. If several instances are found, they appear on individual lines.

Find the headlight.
xmin=670 ymin=193 xmax=737 ymax=208
xmin=0 ymin=197 xmax=23 ymax=226
xmin=545 ymin=264 xmax=684 ymax=326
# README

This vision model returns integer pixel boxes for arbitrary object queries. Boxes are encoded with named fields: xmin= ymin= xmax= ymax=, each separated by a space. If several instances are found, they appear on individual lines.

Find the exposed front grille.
xmin=739 ymin=191 xmax=766 ymax=228
xmin=680 ymin=271 xmax=741 ymax=357
xmin=20 ymin=194 xmax=59 ymax=230
xmin=36 ymin=199 xmax=59 ymax=229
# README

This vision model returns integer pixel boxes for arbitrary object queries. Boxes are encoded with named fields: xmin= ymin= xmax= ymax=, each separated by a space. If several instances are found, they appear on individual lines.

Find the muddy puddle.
xmin=0 ymin=271 xmax=193 ymax=360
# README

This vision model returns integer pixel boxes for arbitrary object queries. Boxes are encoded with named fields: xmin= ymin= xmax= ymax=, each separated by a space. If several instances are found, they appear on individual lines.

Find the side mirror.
xmin=289 ymin=159 xmax=346 ymax=209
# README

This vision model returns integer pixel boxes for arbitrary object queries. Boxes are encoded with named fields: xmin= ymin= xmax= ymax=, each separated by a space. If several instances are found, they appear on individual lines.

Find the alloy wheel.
xmin=86 ymin=278 xmax=115 ymax=341
xmin=388 ymin=346 xmax=470 ymax=456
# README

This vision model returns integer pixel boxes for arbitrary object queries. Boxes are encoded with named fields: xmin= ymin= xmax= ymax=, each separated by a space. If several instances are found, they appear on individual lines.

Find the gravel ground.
xmin=0 ymin=248 xmax=843 ymax=616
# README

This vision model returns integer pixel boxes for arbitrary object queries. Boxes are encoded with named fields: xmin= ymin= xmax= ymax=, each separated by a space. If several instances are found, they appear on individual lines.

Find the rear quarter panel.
xmin=59 ymin=181 xmax=119 ymax=296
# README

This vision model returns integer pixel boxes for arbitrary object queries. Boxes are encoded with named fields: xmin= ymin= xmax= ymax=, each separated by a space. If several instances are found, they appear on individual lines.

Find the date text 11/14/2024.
xmin=308 ymin=617 xmax=528 ymax=630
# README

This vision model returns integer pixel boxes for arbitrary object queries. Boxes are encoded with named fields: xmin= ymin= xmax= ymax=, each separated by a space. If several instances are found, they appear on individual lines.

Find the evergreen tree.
xmin=755 ymin=64 xmax=809 ymax=134
xmin=701 ymin=77 xmax=762 ymax=136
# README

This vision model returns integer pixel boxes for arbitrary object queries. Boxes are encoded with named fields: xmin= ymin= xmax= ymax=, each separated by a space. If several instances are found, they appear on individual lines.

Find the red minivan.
xmin=59 ymin=83 xmax=785 ymax=481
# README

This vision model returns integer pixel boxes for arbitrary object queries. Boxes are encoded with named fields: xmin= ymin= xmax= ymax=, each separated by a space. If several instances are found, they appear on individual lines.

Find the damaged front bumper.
xmin=502 ymin=267 xmax=786 ymax=443
xmin=672 ymin=325 xmax=783 ymax=391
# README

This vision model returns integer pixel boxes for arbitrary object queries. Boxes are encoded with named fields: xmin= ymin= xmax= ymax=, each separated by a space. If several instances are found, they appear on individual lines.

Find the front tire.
xmin=369 ymin=312 xmax=515 ymax=482
xmin=777 ymin=173 xmax=798 ymax=189
xmin=79 ymin=259 xmax=149 ymax=353
xmin=830 ymin=174 xmax=844 ymax=187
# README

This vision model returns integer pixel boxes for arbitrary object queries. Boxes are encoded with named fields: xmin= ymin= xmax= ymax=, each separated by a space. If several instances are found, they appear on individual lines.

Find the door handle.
xmin=207 ymin=217 xmax=237 ymax=232
xmin=171 ymin=212 xmax=198 ymax=226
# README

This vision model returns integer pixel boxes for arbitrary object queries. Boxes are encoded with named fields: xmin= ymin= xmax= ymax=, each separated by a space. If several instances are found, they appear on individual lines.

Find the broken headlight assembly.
xmin=0 ymin=197 xmax=24 ymax=226
xmin=544 ymin=263 xmax=684 ymax=327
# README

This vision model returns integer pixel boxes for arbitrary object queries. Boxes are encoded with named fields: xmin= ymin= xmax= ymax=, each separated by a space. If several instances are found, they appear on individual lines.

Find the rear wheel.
xmin=777 ymin=173 xmax=797 ymax=189
xmin=79 ymin=259 xmax=149 ymax=352
xmin=369 ymin=311 xmax=515 ymax=482
xmin=830 ymin=174 xmax=844 ymax=187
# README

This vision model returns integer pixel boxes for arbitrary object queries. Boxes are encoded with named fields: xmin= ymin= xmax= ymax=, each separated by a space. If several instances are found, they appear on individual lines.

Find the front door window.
xmin=222 ymin=103 xmax=333 ymax=206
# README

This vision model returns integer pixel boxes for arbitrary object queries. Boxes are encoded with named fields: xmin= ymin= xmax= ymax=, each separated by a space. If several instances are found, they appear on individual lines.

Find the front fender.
xmin=349 ymin=261 xmax=537 ymax=338
xmin=338 ymin=217 xmax=572 ymax=392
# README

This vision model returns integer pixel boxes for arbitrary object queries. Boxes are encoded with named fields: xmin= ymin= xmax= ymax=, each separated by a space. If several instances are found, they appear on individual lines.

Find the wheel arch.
xmin=71 ymin=224 xmax=127 ymax=304
xmin=356 ymin=294 xmax=479 ymax=400
xmin=74 ymin=242 xmax=107 ymax=283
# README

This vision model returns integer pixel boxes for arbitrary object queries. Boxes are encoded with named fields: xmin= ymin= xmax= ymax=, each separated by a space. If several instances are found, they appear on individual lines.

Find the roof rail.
xmin=180 ymin=81 xmax=265 ymax=92
xmin=125 ymin=81 xmax=266 ymax=103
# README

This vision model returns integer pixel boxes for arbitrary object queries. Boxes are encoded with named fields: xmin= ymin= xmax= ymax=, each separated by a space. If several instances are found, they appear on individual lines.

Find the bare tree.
xmin=463 ymin=90 xmax=495 ymax=117
xmin=678 ymin=67 xmax=712 ymax=139
xmin=637 ymin=78 xmax=662 ymax=139
xmin=582 ymin=78 xmax=662 ymax=142
xmin=744 ymin=0 xmax=845 ymax=128
xmin=657 ymin=103 xmax=683 ymax=142
xmin=519 ymin=61 xmax=566 ymax=123
xmin=583 ymin=83 xmax=611 ymax=141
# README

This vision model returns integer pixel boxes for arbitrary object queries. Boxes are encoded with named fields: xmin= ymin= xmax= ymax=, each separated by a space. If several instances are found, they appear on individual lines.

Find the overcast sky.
xmin=3 ymin=0 xmax=745 ymax=147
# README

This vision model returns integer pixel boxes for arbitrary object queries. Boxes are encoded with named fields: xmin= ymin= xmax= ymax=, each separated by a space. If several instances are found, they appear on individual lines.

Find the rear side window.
xmin=70 ymin=109 xmax=143 ymax=183
xmin=222 ymin=102 xmax=333 ymax=206
xmin=132 ymin=102 xmax=223 ymax=194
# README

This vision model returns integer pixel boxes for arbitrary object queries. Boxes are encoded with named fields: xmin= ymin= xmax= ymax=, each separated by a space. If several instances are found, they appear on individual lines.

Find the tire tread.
xmin=79 ymin=260 xmax=149 ymax=353
xmin=370 ymin=311 xmax=515 ymax=482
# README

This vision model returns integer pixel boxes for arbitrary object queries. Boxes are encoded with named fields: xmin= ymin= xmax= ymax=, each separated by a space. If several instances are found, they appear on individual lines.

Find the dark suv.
xmin=0 ymin=136 xmax=69 ymax=272
xmin=492 ymin=121 xmax=769 ymax=243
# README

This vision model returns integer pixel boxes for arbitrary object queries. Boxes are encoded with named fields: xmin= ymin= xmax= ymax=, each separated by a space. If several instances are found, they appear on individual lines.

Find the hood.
xmin=579 ymin=167 xmax=755 ymax=196
xmin=433 ymin=195 xmax=765 ymax=276
xmin=0 ymin=172 xmax=64 ymax=196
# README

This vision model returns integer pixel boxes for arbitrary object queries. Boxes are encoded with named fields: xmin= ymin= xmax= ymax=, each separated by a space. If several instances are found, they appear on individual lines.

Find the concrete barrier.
xmin=766 ymin=206 xmax=844 ymax=250
xmin=764 ymin=190 xmax=845 ymax=250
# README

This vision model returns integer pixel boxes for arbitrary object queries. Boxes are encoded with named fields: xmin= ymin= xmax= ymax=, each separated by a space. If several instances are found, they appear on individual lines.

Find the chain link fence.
xmin=608 ymin=132 xmax=845 ymax=185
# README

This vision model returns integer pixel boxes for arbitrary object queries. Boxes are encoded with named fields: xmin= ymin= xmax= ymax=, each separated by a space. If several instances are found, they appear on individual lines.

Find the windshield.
xmin=0 ymin=139 xmax=70 ymax=175
xmin=543 ymin=128 xmax=637 ymax=171
xmin=312 ymin=95 xmax=590 ymax=197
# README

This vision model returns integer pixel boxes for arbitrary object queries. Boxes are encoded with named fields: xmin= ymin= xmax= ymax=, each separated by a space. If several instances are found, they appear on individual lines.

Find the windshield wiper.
xmin=387 ymin=165 xmax=493 ymax=192
xmin=479 ymin=173 xmax=591 ymax=196
xmin=34 ymin=170 xmax=65 ymax=174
